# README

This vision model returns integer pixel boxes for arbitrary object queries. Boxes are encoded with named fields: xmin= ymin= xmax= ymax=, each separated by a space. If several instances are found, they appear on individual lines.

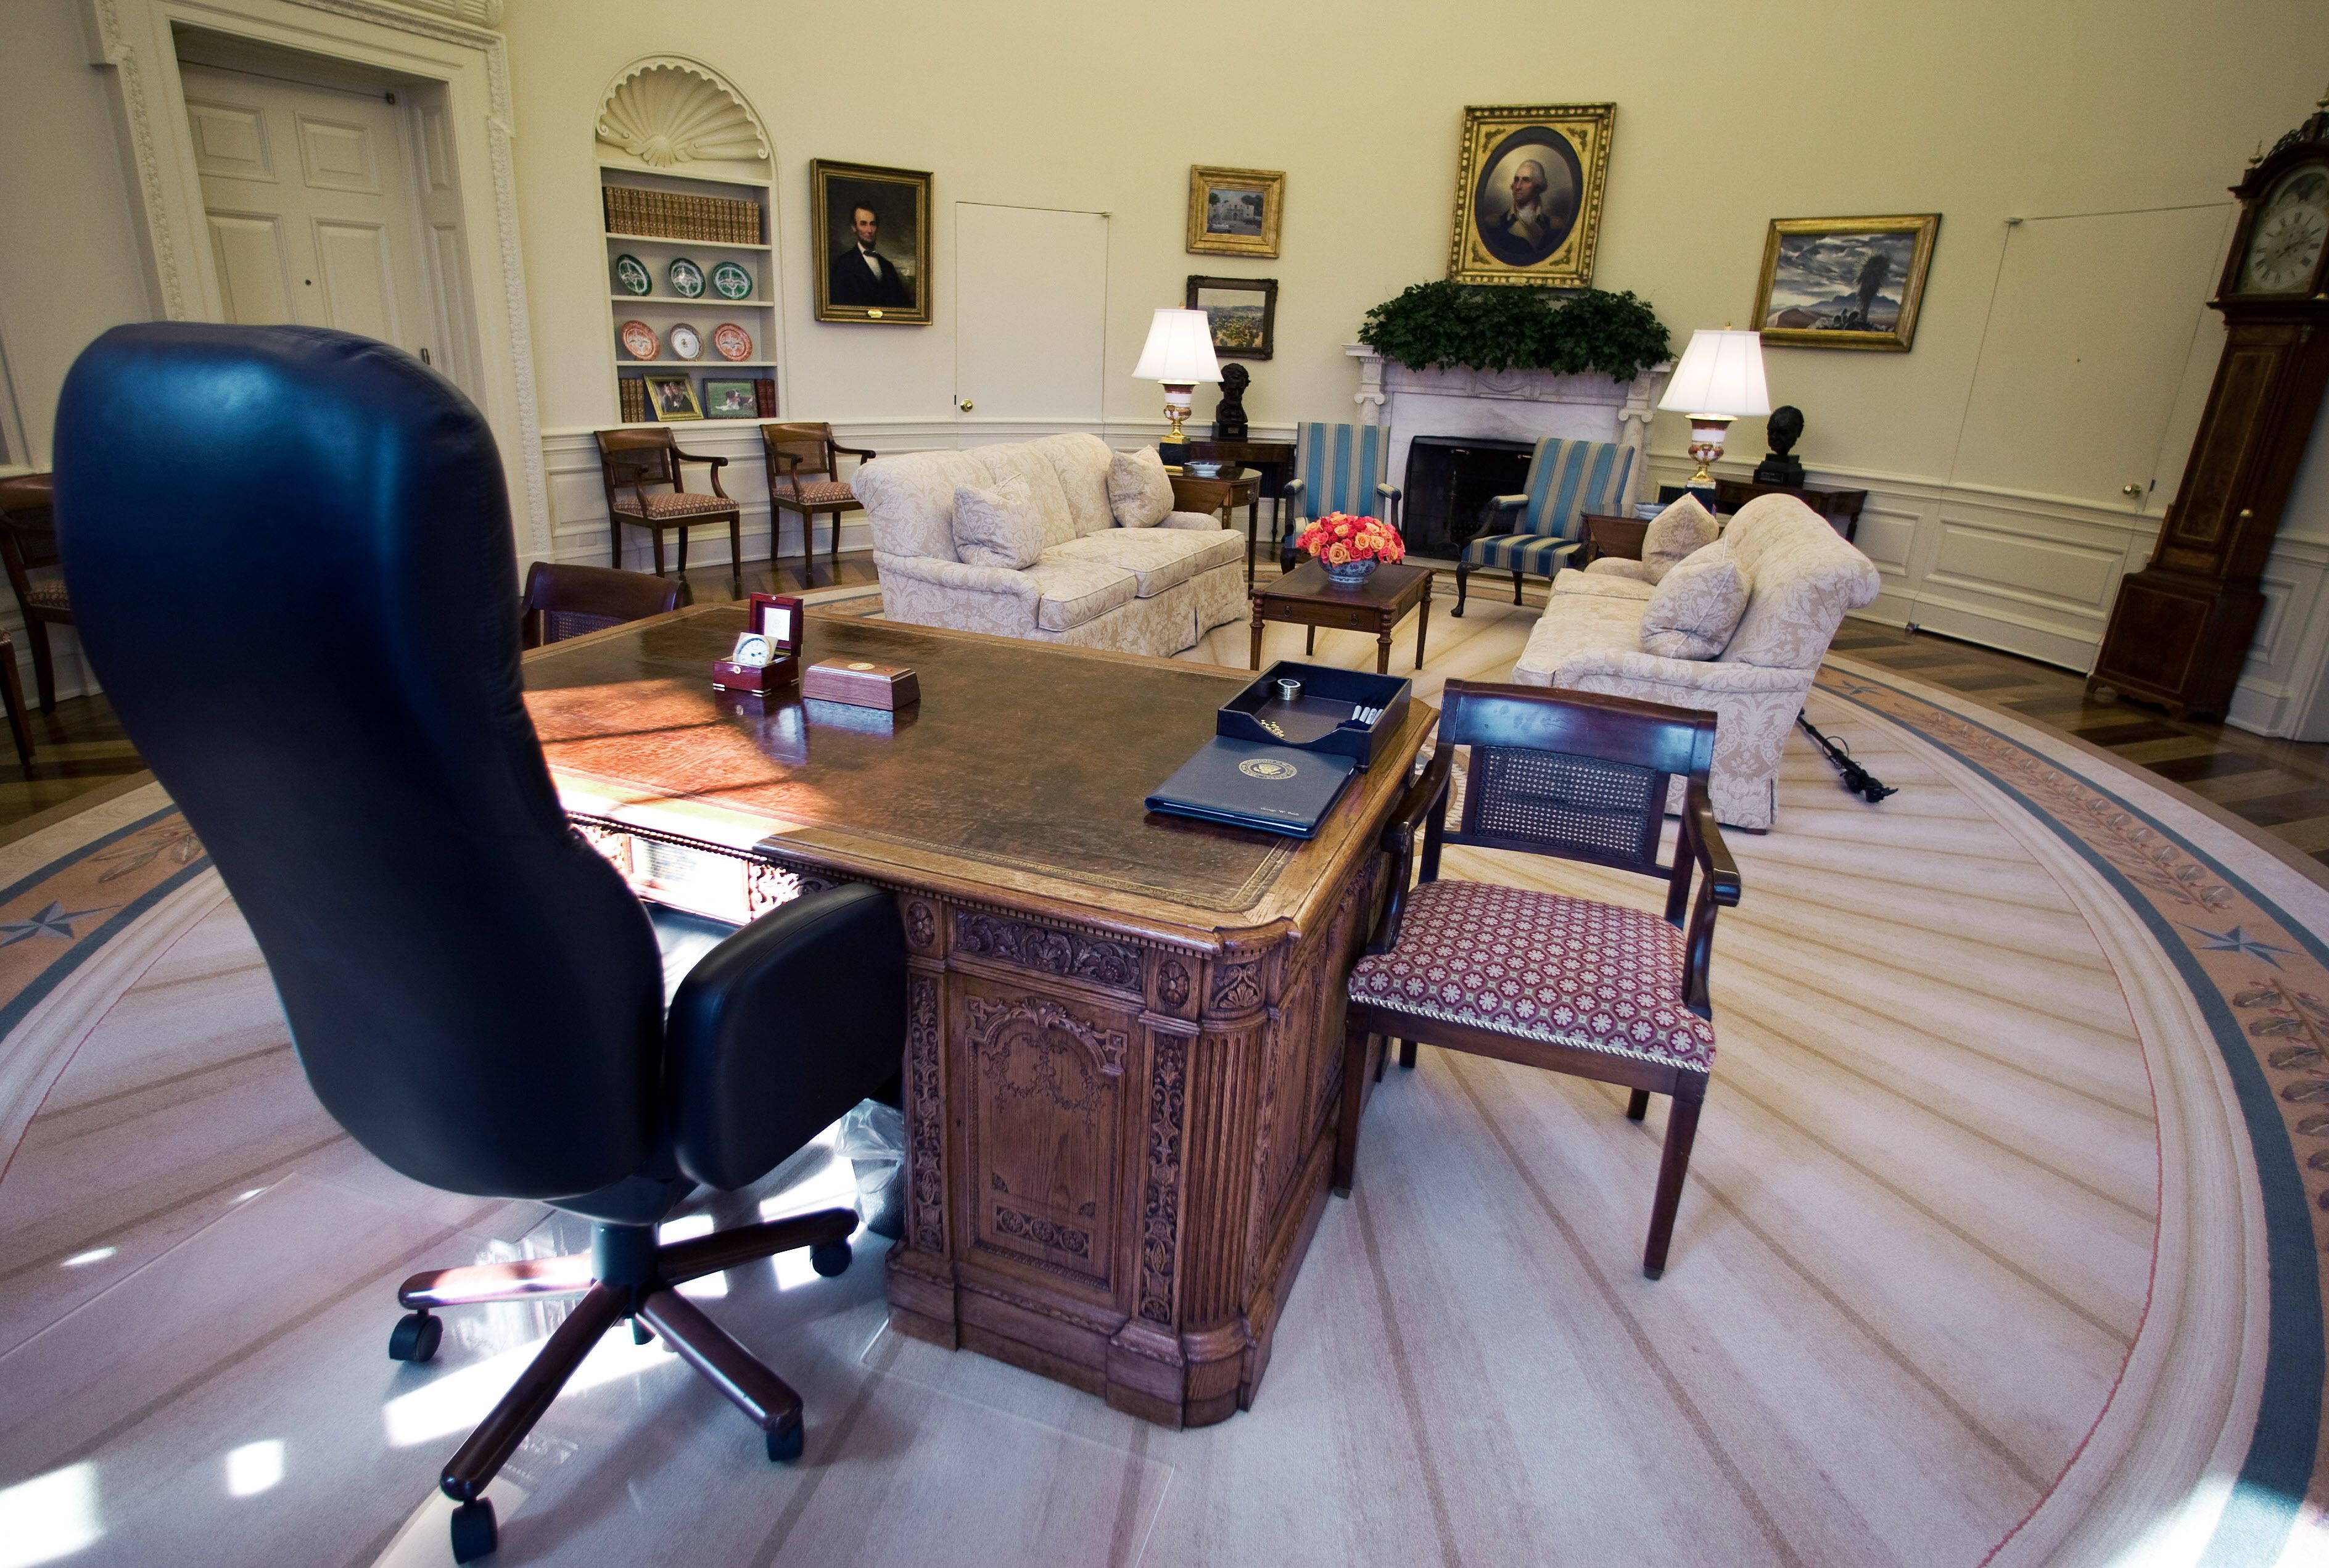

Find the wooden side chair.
xmin=761 ymin=423 xmax=873 ymax=589
xmin=0 ymin=472 xmax=73 ymax=712
xmin=1334 ymin=680 xmax=1741 ymax=1279
xmin=1453 ymin=437 xmax=1634 ymax=616
xmin=519 ymin=561 xmax=684 ymax=650
xmin=593 ymin=429 xmax=743 ymax=596
xmin=0 ymin=630 xmax=34 ymax=767
xmin=1279 ymin=421 xmax=1400 ymax=567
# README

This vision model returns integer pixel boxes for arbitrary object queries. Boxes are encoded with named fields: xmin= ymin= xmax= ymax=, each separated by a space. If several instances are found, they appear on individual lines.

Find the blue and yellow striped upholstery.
xmin=1292 ymin=422 xmax=1390 ymax=519
xmin=1461 ymin=533 xmax=1577 ymax=576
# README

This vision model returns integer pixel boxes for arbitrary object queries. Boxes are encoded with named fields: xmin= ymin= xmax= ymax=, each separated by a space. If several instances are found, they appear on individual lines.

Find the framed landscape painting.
xmin=1446 ymin=103 xmax=1615 ymax=288
xmin=1752 ymin=215 xmax=1941 ymax=350
xmin=1186 ymin=275 xmax=1277 ymax=359
xmin=812 ymin=159 xmax=931 ymax=325
xmin=1187 ymin=166 xmax=1284 ymax=258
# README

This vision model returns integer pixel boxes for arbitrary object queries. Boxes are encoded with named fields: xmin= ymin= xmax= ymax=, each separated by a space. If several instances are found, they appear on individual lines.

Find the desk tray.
xmin=1217 ymin=661 xmax=1411 ymax=772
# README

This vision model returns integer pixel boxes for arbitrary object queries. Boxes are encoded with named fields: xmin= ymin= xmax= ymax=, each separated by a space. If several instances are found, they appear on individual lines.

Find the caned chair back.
xmin=520 ymin=561 xmax=684 ymax=649
xmin=595 ymin=428 xmax=683 ymax=501
xmin=1513 ymin=437 xmax=1633 ymax=541
xmin=1293 ymin=421 xmax=1389 ymax=519
xmin=762 ymin=423 xmax=838 ymax=498
xmin=1434 ymin=681 xmax=1713 ymax=883
xmin=0 ymin=474 xmax=65 ymax=611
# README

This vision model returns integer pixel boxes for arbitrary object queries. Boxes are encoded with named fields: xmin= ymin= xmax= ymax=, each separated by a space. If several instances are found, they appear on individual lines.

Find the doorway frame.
xmin=80 ymin=0 xmax=549 ymax=557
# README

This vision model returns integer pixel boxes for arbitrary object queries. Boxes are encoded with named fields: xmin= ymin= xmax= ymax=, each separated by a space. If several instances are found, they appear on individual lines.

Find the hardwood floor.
xmin=15 ymin=552 xmax=2329 ymax=869
xmin=1829 ymin=620 xmax=2329 ymax=869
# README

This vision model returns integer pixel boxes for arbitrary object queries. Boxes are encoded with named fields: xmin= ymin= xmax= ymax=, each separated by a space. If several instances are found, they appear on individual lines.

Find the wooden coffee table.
xmin=1250 ymin=560 xmax=1433 ymax=674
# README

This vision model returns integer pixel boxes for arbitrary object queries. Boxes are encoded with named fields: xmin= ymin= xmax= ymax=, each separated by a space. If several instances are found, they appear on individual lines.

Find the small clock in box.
xmin=712 ymin=593 xmax=804 ymax=693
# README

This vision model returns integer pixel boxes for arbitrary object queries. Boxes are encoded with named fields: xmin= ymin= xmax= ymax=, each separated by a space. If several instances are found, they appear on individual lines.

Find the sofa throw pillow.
xmin=950 ymin=472 xmax=1047 ymax=570
xmin=1639 ymin=493 xmax=1720 ymax=580
xmin=1639 ymin=541 xmax=1750 ymax=660
xmin=1107 ymin=446 xmax=1174 ymax=529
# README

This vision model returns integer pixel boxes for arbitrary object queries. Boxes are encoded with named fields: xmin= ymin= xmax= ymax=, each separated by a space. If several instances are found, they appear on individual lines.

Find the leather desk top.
xmin=522 ymin=605 xmax=1432 ymax=933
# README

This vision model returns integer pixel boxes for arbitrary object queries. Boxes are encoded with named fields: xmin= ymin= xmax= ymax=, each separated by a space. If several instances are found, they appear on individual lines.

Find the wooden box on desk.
xmin=802 ymin=657 xmax=919 ymax=709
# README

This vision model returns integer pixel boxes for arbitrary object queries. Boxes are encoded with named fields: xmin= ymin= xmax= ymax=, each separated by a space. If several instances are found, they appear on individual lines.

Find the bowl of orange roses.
xmin=1296 ymin=512 xmax=1404 ymax=586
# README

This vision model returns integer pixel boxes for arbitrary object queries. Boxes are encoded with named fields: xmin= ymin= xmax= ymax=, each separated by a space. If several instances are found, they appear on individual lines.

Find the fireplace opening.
xmin=1400 ymin=436 xmax=1533 ymax=559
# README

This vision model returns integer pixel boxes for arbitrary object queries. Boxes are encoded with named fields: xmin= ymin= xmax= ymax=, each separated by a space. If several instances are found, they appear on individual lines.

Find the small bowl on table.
xmin=1182 ymin=461 xmax=1224 ymax=478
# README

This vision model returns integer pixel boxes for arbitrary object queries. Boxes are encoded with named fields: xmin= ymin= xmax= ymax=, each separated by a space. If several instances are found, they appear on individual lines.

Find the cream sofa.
xmin=1512 ymin=493 xmax=1881 ymax=830
xmin=854 ymin=434 xmax=1247 ymax=658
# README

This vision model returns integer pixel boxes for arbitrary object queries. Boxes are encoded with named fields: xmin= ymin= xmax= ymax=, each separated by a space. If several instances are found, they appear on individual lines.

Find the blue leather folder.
xmin=1145 ymin=737 xmax=1357 ymax=839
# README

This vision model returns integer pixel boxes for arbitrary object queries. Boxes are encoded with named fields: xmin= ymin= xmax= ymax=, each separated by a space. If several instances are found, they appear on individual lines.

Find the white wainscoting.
xmin=1643 ymin=452 xmax=2329 ymax=737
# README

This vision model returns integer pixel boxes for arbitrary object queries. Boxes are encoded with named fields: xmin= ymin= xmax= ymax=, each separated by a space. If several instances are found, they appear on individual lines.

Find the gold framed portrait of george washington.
xmin=1446 ymin=103 xmax=1615 ymax=288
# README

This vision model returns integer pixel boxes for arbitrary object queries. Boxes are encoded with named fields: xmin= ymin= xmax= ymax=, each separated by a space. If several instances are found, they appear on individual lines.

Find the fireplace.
xmin=1401 ymin=435 xmax=1533 ymax=558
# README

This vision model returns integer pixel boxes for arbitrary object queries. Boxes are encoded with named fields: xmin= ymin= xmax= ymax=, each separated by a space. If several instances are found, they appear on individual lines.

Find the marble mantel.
xmin=1343 ymin=344 xmax=1669 ymax=513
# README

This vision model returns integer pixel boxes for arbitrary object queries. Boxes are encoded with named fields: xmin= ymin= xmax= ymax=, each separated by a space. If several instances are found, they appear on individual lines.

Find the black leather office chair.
xmin=54 ymin=324 xmax=906 ymax=1564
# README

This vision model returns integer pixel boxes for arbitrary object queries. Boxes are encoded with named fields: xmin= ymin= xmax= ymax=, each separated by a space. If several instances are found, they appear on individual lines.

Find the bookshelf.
xmin=602 ymin=163 xmax=779 ymax=426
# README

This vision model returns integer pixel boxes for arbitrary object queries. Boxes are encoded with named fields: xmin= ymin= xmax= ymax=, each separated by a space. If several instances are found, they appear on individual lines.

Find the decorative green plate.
xmin=710 ymin=260 xmax=754 ymax=300
xmin=667 ymin=258 xmax=706 ymax=299
xmin=612 ymin=254 xmax=652 ymax=296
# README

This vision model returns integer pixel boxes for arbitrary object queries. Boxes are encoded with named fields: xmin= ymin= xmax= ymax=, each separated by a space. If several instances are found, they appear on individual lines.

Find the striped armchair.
xmin=1453 ymin=437 xmax=1634 ymax=617
xmin=1278 ymin=423 xmax=1401 ymax=566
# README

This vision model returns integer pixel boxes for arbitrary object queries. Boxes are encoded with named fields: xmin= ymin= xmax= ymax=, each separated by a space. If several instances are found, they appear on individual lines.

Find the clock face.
xmin=2240 ymin=164 xmax=2329 ymax=295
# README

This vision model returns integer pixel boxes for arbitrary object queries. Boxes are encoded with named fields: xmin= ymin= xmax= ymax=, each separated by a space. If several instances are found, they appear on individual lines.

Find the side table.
xmin=1250 ymin=560 xmax=1433 ymax=675
xmin=1170 ymin=466 xmax=1266 ymax=584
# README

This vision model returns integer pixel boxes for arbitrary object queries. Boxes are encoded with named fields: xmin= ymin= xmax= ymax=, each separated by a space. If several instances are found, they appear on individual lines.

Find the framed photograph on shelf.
xmin=702 ymin=378 xmax=759 ymax=419
xmin=1752 ymin=215 xmax=1941 ymax=351
xmin=1446 ymin=103 xmax=1615 ymax=288
xmin=644 ymin=373 xmax=702 ymax=422
xmin=1187 ymin=167 xmax=1284 ymax=258
xmin=812 ymin=159 xmax=931 ymax=325
xmin=1185 ymin=275 xmax=1278 ymax=359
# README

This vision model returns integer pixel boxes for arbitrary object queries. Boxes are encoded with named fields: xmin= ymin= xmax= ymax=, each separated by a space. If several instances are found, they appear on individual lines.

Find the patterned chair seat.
xmin=611 ymin=491 xmax=737 ymax=519
xmin=1347 ymin=877 xmax=1715 ymax=1071
xmin=772 ymin=479 xmax=857 ymax=508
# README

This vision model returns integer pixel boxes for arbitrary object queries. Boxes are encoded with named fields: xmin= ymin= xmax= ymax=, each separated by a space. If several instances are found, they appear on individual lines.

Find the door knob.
xmin=958 ymin=398 xmax=974 ymax=412
xmin=2121 ymin=482 xmax=2143 ymax=498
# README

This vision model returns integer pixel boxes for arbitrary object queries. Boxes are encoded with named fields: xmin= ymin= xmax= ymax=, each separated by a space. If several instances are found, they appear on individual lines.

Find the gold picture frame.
xmin=1187 ymin=166 xmax=1284 ymax=258
xmin=1751 ymin=215 xmax=1941 ymax=351
xmin=812 ymin=159 xmax=932 ymax=325
xmin=1447 ymin=104 xmax=1615 ymax=287
xmin=643 ymin=372 xmax=701 ymax=422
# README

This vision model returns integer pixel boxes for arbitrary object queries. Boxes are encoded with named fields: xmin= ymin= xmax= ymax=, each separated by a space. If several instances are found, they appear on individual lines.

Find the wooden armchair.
xmin=1334 ymin=680 xmax=1741 ymax=1279
xmin=0 ymin=472 xmax=72 ymax=713
xmin=519 ymin=561 xmax=685 ymax=650
xmin=761 ymin=423 xmax=872 ymax=589
xmin=594 ymin=429 xmax=743 ymax=596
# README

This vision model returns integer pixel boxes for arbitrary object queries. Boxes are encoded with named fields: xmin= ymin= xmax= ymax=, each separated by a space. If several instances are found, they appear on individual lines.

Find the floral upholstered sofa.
xmin=1512 ymin=493 xmax=1881 ymax=830
xmin=853 ymin=434 xmax=1247 ymax=658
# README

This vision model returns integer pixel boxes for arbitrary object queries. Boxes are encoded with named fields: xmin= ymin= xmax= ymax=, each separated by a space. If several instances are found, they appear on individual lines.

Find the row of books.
xmin=603 ymin=184 xmax=762 ymax=245
xmin=619 ymin=376 xmax=778 ymax=423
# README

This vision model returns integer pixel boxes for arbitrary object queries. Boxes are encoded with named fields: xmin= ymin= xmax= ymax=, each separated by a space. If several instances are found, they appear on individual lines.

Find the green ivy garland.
xmin=1357 ymin=281 xmax=1670 ymax=381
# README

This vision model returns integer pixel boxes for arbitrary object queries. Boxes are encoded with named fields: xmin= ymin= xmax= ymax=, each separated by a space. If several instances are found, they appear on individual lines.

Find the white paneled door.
xmin=954 ymin=202 xmax=1108 ymax=427
xmin=181 ymin=63 xmax=436 ymax=363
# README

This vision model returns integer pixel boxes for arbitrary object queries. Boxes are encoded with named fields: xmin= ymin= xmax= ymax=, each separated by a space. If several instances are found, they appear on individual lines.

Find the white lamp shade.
xmin=1657 ymin=329 xmax=1771 ymax=418
xmin=1132 ymin=308 xmax=1222 ymax=384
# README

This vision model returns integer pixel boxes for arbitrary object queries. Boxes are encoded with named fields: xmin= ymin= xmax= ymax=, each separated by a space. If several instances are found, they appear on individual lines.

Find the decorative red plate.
xmin=712 ymin=323 xmax=754 ymax=362
xmin=619 ymin=320 xmax=659 ymax=361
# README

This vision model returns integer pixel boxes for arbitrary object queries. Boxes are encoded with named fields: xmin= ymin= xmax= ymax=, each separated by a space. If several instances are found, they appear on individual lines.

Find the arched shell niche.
xmin=595 ymin=57 xmax=770 ymax=174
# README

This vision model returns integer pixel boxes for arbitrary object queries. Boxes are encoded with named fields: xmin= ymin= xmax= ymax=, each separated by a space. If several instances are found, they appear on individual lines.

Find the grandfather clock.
xmin=2090 ymin=94 xmax=2329 ymax=720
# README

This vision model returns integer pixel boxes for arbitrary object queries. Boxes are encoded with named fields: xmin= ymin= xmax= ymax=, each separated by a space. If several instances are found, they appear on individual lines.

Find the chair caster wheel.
xmin=449 ymin=1498 xmax=497 ymax=1561
xmin=810 ymin=1239 xmax=851 ymax=1277
xmin=765 ymin=1422 xmax=804 ymax=1463
xmin=631 ymin=1318 xmax=653 ymax=1345
xmin=388 ymin=1310 xmax=442 ymax=1363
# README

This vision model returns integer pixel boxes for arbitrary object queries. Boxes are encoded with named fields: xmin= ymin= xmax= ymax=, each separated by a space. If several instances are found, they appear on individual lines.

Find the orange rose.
xmin=1325 ymin=542 xmax=1351 ymax=565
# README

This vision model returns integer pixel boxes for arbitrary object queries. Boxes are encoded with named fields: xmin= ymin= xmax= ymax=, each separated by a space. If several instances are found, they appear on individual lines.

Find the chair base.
xmin=1450 ymin=561 xmax=1540 ymax=619
xmin=389 ymin=1207 xmax=857 ymax=1562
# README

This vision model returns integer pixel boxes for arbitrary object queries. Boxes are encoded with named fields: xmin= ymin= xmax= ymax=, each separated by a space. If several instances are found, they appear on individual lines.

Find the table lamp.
xmin=1657 ymin=329 xmax=1770 ymax=511
xmin=1133 ymin=307 xmax=1221 ymax=465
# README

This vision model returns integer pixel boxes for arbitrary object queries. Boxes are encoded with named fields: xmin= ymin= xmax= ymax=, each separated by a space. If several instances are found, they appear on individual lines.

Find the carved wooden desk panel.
xmin=522 ymin=606 xmax=1428 ymax=1426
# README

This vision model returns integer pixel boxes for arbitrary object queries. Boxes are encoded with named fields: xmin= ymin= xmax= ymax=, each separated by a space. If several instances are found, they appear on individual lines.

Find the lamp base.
xmin=1158 ymin=440 xmax=1191 ymax=466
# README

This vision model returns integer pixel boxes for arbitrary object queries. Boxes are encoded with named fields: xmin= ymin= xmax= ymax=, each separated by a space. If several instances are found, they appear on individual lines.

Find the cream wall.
xmin=503 ymin=0 xmax=2328 ymax=475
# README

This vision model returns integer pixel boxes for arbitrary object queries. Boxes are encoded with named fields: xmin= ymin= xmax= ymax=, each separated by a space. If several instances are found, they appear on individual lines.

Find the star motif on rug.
xmin=0 ymin=901 xmax=109 ymax=947
xmin=2185 ymin=923 xmax=2297 ymax=967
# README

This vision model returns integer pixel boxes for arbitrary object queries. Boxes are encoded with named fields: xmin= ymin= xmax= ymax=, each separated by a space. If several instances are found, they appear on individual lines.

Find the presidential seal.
xmin=1239 ymin=758 xmax=1298 ymax=780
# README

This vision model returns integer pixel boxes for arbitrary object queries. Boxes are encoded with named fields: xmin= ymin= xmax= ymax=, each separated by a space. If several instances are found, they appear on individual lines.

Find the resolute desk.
xmin=522 ymin=605 xmax=1432 ymax=1427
